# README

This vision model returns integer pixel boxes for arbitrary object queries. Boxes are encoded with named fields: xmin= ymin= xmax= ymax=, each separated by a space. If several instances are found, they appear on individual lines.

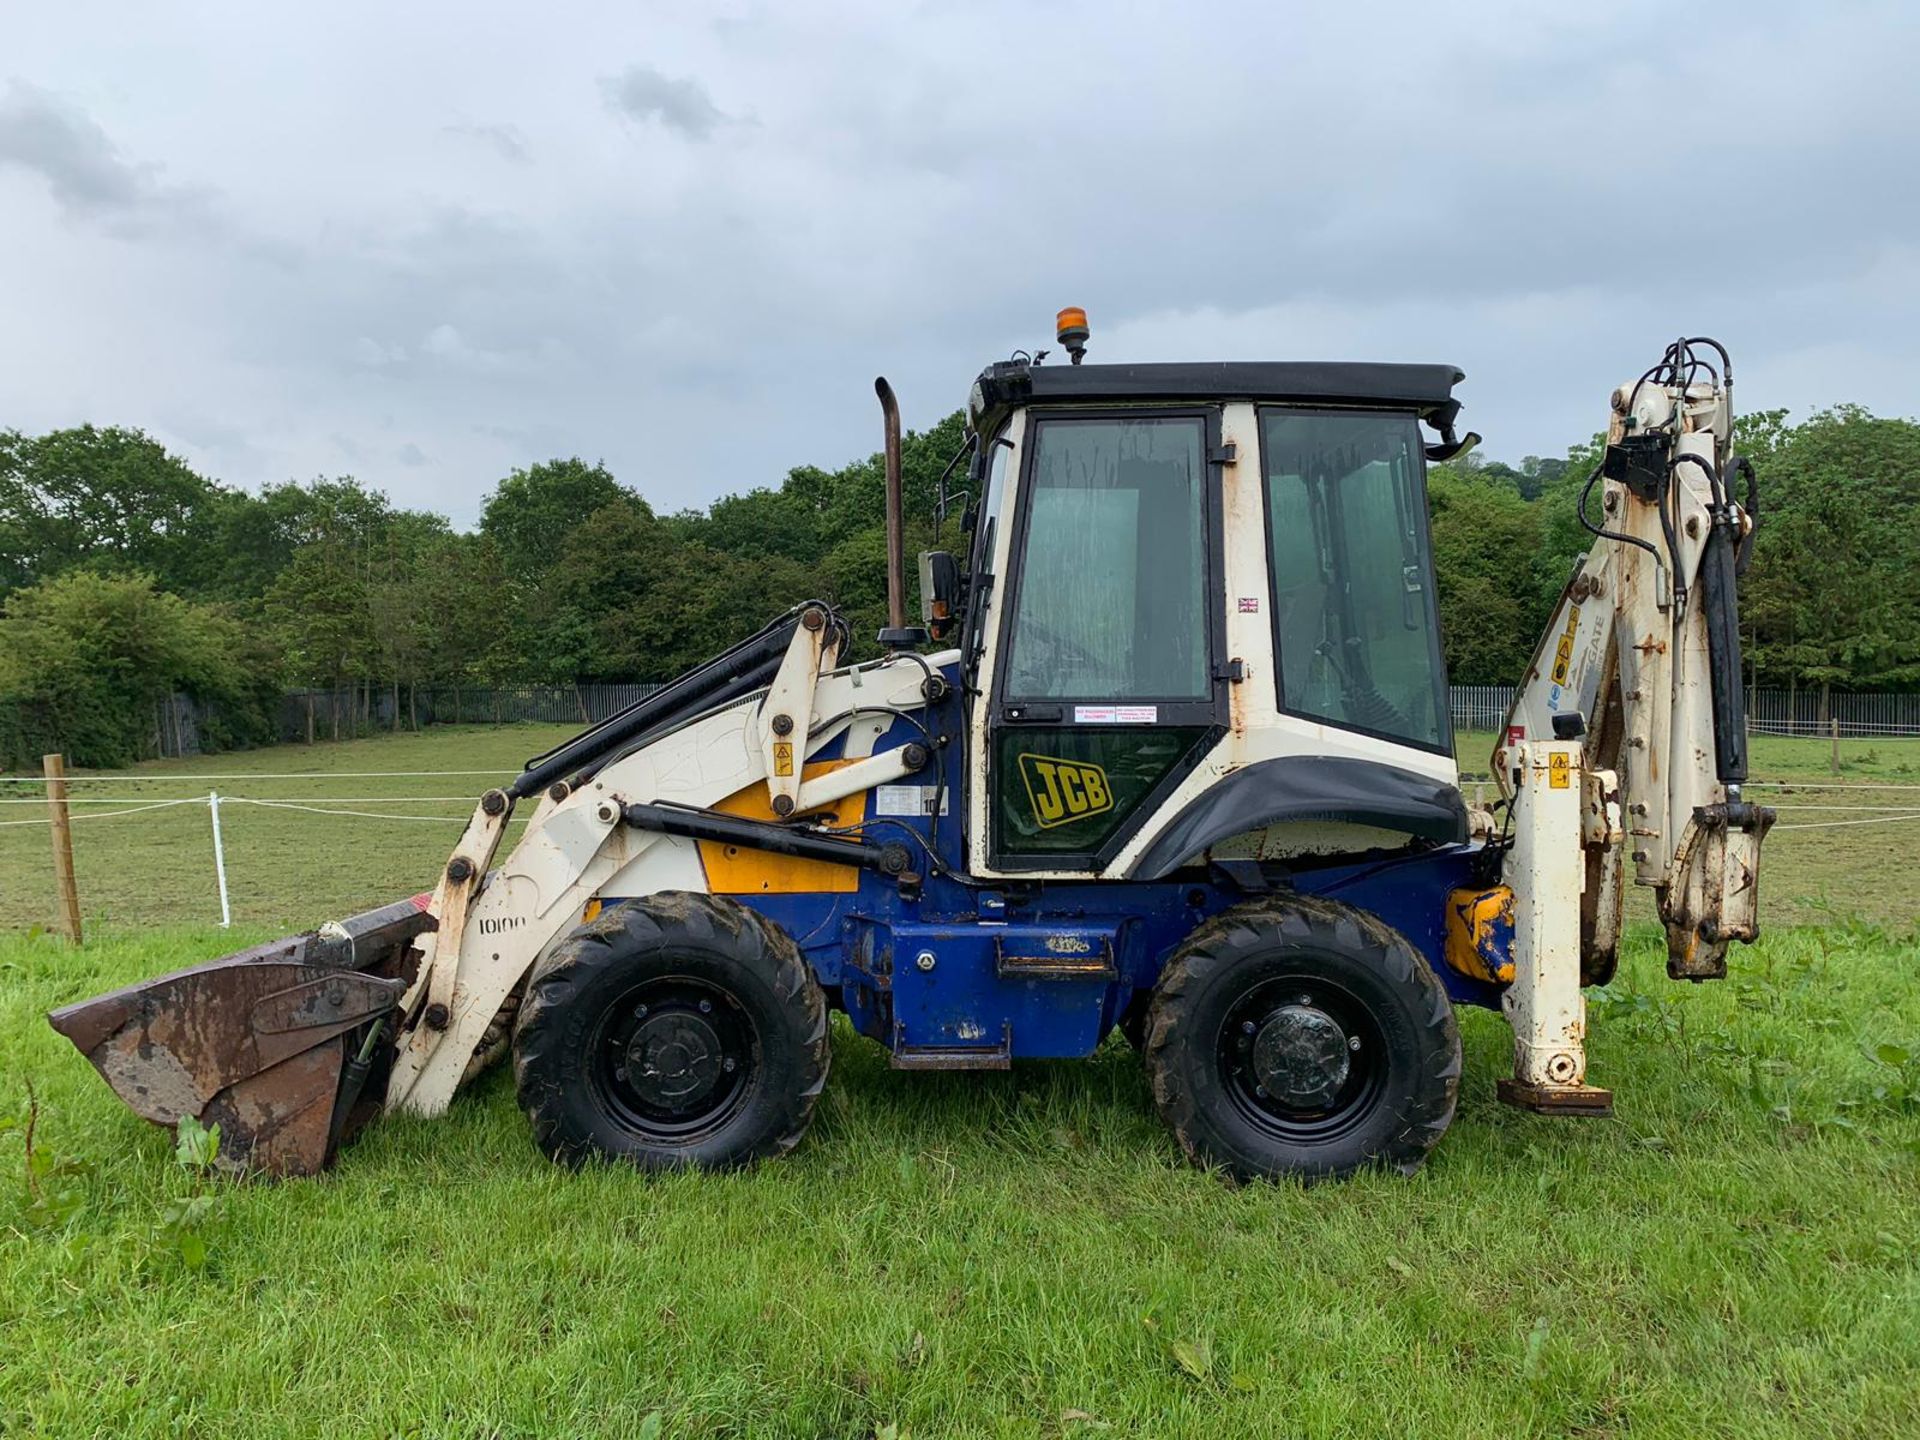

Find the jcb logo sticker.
xmin=1018 ymin=754 xmax=1114 ymax=829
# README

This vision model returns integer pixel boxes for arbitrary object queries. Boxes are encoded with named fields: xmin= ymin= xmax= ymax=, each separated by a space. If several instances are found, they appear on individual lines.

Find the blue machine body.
xmin=607 ymin=664 xmax=1505 ymax=1065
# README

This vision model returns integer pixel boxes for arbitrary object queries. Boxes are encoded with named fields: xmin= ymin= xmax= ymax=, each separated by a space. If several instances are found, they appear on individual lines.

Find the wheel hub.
xmin=1251 ymin=1004 xmax=1351 ymax=1110
xmin=625 ymin=1011 xmax=725 ymax=1111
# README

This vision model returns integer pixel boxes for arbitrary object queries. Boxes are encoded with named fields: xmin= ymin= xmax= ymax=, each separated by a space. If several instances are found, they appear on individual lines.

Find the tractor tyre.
xmin=1144 ymin=894 xmax=1460 ymax=1183
xmin=512 ymin=892 xmax=829 ymax=1172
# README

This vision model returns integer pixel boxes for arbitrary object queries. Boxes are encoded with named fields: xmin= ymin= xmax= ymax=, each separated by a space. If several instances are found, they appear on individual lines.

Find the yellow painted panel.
xmin=699 ymin=759 xmax=868 ymax=895
xmin=1445 ymin=884 xmax=1515 ymax=984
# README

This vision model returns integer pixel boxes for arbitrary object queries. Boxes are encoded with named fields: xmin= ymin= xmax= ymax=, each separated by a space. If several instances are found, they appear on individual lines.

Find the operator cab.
xmin=941 ymin=348 xmax=1475 ymax=882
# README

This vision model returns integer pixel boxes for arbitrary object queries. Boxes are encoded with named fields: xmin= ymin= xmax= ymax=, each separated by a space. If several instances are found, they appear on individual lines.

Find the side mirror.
xmin=918 ymin=551 xmax=962 ymax=640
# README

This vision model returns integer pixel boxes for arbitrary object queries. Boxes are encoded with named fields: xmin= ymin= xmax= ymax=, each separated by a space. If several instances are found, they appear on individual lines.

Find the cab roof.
xmin=970 ymin=359 xmax=1465 ymax=432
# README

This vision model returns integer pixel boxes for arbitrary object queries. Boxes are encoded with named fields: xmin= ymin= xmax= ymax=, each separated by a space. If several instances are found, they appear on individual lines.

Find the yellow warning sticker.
xmin=773 ymin=741 xmax=794 ymax=777
xmin=1549 ymin=753 xmax=1571 ymax=789
xmin=1550 ymin=603 xmax=1582 ymax=685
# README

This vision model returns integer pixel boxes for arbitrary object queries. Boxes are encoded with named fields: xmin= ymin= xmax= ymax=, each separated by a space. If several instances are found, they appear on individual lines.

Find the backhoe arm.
xmin=1491 ymin=338 xmax=1774 ymax=1110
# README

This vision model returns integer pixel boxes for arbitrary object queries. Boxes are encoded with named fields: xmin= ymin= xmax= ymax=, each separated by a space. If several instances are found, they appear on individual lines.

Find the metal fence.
xmin=144 ymin=681 xmax=1920 ymax=758
xmin=275 ymin=683 xmax=666 ymax=745
xmin=1448 ymin=685 xmax=1920 ymax=738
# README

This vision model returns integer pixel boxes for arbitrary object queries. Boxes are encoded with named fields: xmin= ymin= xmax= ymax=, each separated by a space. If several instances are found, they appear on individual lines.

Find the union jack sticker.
xmin=1237 ymin=596 xmax=1260 ymax=613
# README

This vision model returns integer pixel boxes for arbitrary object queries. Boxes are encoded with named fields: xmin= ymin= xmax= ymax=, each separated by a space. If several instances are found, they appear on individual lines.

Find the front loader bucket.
xmin=47 ymin=895 xmax=433 ymax=1177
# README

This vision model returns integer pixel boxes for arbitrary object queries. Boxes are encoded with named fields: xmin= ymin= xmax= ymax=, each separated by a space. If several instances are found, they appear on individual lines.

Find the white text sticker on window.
xmin=874 ymin=784 xmax=949 ymax=817
xmin=1075 ymin=704 xmax=1157 ymax=724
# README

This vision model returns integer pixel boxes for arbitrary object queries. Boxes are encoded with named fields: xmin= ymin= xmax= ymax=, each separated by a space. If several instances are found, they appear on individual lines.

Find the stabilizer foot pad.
xmin=1497 ymin=1078 xmax=1614 ymax=1116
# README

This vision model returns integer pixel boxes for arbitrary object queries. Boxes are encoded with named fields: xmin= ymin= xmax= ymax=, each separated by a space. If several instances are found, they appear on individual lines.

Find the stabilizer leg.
xmin=1499 ymin=740 xmax=1613 ymax=1117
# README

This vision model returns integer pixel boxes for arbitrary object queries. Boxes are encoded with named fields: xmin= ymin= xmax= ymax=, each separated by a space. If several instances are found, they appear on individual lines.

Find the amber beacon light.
xmin=1055 ymin=307 xmax=1090 ymax=364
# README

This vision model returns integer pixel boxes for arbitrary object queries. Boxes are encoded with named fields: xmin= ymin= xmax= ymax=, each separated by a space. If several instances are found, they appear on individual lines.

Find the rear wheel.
xmin=1144 ymin=894 xmax=1460 ymax=1182
xmin=513 ymin=892 xmax=829 ymax=1171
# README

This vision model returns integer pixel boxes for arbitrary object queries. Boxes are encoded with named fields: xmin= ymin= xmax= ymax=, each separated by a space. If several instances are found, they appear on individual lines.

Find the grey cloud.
xmin=396 ymin=441 xmax=430 ymax=467
xmin=0 ymin=3 xmax=1915 ymax=525
xmin=0 ymin=80 xmax=213 ymax=233
xmin=599 ymin=65 xmax=726 ymax=139
xmin=444 ymin=122 xmax=530 ymax=164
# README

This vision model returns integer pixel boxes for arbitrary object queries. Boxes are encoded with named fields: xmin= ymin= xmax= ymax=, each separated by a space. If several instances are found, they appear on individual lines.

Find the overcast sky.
xmin=3 ymin=2 xmax=1917 ymax=526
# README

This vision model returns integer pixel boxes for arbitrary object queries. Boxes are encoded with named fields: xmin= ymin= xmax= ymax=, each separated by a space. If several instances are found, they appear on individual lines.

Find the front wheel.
xmin=512 ymin=893 xmax=829 ymax=1171
xmin=1144 ymin=895 xmax=1460 ymax=1182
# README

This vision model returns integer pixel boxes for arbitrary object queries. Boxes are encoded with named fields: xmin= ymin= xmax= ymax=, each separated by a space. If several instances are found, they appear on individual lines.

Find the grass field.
xmin=3 ymin=727 xmax=1918 ymax=1437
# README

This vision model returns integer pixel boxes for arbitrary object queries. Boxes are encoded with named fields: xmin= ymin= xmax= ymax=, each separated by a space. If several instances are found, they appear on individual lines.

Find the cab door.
xmin=979 ymin=408 xmax=1227 ymax=874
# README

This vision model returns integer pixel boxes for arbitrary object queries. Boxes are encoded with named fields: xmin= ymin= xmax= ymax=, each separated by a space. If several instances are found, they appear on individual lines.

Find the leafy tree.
xmin=0 ymin=572 xmax=275 ymax=768
xmin=267 ymin=536 xmax=373 ymax=740
xmin=1742 ymin=407 xmax=1920 ymax=695
xmin=1426 ymin=467 xmax=1550 ymax=684
xmin=366 ymin=511 xmax=453 ymax=729
xmin=479 ymin=459 xmax=629 ymax=579
xmin=413 ymin=534 xmax=512 ymax=721
xmin=0 ymin=426 xmax=223 ymax=595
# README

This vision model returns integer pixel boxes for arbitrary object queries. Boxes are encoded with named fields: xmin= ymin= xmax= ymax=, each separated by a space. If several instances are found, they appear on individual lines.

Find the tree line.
xmin=1 ymin=402 xmax=1915 ymax=768
xmin=0 ymin=413 xmax=966 ymax=767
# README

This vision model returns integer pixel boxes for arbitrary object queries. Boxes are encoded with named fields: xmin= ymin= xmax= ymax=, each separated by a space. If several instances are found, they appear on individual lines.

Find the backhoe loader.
xmin=50 ymin=318 xmax=1771 ymax=1182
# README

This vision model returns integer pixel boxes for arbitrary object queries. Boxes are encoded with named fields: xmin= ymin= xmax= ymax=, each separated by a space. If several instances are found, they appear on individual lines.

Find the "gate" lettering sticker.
xmin=1017 ymin=754 xmax=1115 ymax=829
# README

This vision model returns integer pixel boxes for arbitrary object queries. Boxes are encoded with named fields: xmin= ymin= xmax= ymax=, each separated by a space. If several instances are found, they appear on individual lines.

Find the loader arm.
xmin=47 ymin=599 xmax=929 ymax=1172
xmin=1491 ymin=338 xmax=1773 ymax=1112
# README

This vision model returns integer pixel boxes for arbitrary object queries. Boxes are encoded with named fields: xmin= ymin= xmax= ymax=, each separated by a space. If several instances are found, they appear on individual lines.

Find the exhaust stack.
xmin=874 ymin=376 xmax=926 ymax=648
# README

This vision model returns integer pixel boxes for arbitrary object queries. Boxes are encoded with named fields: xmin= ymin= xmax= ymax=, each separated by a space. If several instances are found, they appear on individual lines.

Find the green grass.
xmin=3 ymin=727 xmax=1919 ymax=1436
xmin=3 ymin=926 xmax=1918 ymax=1437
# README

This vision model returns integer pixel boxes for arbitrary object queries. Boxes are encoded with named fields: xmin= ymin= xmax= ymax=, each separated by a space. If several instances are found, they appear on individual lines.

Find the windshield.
xmin=1259 ymin=410 xmax=1449 ymax=752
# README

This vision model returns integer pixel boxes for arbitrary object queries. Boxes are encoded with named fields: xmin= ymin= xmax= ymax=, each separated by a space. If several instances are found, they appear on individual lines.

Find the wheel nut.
xmin=635 ymin=1004 xmax=648 ymax=1018
xmin=1241 ymin=1021 xmax=1256 ymax=1035
xmin=698 ymin=999 xmax=713 ymax=1014
xmin=723 ymin=1058 xmax=737 ymax=1073
xmin=1348 ymin=1035 xmax=1362 ymax=1051
xmin=1297 ymin=994 xmax=1312 ymax=1007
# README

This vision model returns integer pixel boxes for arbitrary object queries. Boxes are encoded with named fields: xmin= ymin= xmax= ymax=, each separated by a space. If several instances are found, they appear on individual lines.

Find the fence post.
xmin=1830 ymin=716 xmax=1841 ymax=775
xmin=208 ymin=791 xmax=232 ymax=928
xmin=42 ymin=753 xmax=82 ymax=944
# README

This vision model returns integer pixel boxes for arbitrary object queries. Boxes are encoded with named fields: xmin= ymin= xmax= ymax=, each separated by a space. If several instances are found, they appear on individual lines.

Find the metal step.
xmin=890 ymin=1021 xmax=1012 ymax=1070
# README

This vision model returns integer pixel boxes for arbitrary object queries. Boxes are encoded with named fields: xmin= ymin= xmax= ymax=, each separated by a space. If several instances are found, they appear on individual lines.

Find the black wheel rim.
xmin=589 ymin=975 xmax=759 ymax=1142
xmin=1217 ymin=971 xmax=1389 ymax=1144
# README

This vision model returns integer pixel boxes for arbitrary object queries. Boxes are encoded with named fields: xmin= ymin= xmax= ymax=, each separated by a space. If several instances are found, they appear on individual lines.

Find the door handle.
xmin=1001 ymin=704 xmax=1064 ymax=723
